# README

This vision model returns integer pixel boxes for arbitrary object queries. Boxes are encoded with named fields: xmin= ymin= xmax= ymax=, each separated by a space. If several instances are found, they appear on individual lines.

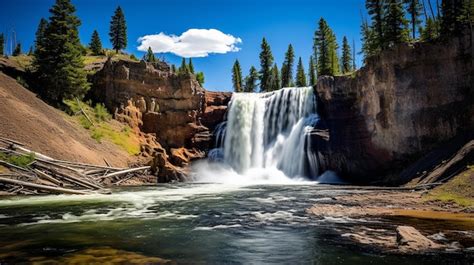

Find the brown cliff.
xmin=92 ymin=59 xmax=231 ymax=182
xmin=315 ymin=35 xmax=474 ymax=184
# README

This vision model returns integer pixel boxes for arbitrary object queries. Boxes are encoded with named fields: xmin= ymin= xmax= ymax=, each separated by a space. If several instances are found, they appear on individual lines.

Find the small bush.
xmin=91 ymin=129 xmax=104 ymax=142
xmin=16 ymin=76 xmax=29 ymax=88
xmin=0 ymin=153 xmax=35 ymax=168
xmin=94 ymin=103 xmax=111 ymax=122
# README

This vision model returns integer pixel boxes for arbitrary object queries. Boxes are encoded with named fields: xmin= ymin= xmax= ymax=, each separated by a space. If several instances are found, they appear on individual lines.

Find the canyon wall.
xmin=92 ymin=59 xmax=231 ymax=182
xmin=315 ymin=35 xmax=474 ymax=184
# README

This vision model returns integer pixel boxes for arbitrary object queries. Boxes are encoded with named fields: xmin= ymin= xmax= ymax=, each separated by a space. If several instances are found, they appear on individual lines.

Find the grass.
xmin=0 ymin=153 xmax=35 ymax=168
xmin=425 ymin=165 xmax=474 ymax=207
xmin=64 ymin=99 xmax=140 ymax=155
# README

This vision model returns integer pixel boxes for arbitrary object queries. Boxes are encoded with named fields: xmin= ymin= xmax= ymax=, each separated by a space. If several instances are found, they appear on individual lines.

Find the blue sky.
xmin=1 ymin=0 xmax=368 ymax=91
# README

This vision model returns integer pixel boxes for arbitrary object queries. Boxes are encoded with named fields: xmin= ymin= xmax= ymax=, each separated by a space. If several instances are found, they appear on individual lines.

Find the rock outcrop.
xmin=92 ymin=59 xmax=231 ymax=182
xmin=314 ymin=35 xmax=474 ymax=184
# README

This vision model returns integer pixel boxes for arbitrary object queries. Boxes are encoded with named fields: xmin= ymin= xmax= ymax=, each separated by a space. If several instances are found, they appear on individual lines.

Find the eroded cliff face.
xmin=92 ymin=59 xmax=231 ymax=182
xmin=315 ymin=36 xmax=474 ymax=184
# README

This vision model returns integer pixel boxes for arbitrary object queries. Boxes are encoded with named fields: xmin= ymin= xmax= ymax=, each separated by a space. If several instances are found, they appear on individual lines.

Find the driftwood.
xmin=100 ymin=166 xmax=150 ymax=180
xmin=0 ymin=141 xmax=150 ymax=196
xmin=0 ymin=136 xmax=25 ymax=146
xmin=0 ymin=177 xmax=90 ymax=195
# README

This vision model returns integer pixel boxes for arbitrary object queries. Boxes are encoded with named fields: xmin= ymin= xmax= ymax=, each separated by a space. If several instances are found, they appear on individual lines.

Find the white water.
xmin=199 ymin=87 xmax=321 ymax=183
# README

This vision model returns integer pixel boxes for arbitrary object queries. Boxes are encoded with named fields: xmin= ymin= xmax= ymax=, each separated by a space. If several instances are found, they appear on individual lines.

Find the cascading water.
xmin=207 ymin=87 xmax=321 ymax=181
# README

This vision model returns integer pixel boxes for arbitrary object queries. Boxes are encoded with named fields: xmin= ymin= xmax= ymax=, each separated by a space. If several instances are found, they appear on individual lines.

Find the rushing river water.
xmin=0 ymin=183 xmax=472 ymax=264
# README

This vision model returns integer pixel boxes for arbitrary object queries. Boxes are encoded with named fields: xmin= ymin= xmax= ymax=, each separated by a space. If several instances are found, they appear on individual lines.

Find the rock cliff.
xmin=92 ymin=59 xmax=231 ymax=182
xmin=314 ymin=35 xmax=474 ymax=184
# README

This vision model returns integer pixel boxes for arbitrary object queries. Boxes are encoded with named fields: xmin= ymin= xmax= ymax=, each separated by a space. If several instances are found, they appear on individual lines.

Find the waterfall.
xmin=213 ymin=87 xmax=320 ymax=179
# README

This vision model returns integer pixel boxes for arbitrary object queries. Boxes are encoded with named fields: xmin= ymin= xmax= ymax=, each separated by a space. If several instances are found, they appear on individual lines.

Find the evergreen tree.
xmin=295 ymin=57 xmax=307 ymax=87
xmin=244 ymin=66 xmax=259 ymax=92
xmin=384 ymin=0 xmax=409 ymax=46
xmin=315 ymin=18 xmax=339 ymax=76
xmin=144 ymin=47 xmax=156 ymax=62
xmin=109 ymin=6 xmax=127 ymax=53
xmin=270 ymin=63 xmax=281 ymax=91
xmin=33 ymin=0 xmax=89 ymax=103
xmin=232 ymin=59 xmax=243 ymax=92
xmin=89 ymin=30 xmax=103 ymax=55
xmin=441 ymin=0 xmax=471 ymax=37
xmin=178 ymin=58 xmax=188 ymax=74
xmin=171 ymin=64 xmax=176 ymax=73
xmin=281 ymin=44 xmax=295 ymax=87
xmin=361 ymin=19 xmax=378 ymax=60
xmin=34 ymin=18 xmax=48 ymax=53
xmin=366 ymin=0 xmax=386 ymax=48
xmin=28 ymin=46 xmax=33 ymax=55
xmin=188 ymin=58 xmax=195 ymax=74
xmin=0 ymin=33 xmax=4 ymax=56
xmin=420 ymin=17 xmax=440 ymax=40
xmin=341 ymin=36 xmax=352 ymax=74
xmin=12 ymin=43 xmax=21 ymax=56
xmin=308 ymin=55 xmax=317 ymax=86
xmin=404 ymin=0 xmax=423 ymax=39
xmin=196 ymin=72 xmax=205 ymax=86
xmin=258 ymin=38 xmax=274 ymax=92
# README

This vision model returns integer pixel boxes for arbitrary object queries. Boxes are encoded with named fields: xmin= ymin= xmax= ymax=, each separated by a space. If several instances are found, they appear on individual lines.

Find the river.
xmin=0 ymin=183 xmax=471 ymax=264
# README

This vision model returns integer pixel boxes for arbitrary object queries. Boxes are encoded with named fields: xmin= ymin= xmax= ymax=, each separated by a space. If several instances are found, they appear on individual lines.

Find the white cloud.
xmin=137 ymin=29 xmax=242 ymax=58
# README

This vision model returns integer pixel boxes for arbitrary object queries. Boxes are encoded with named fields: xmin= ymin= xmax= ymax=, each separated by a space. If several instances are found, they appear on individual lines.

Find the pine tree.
xmin=178 ymin=58 xmax=188 ymax=74
xmin=0 ymin=33 xmax=4 ymax=56
xmin=420 ymin=17 xmax=440 ymax=41
xmin=258 ymin=38 xmax=274 ymax=92
xmin=341 ymin=36 xmax=352 ymax=74
xmin=366 ymin=0 xmax=386 ymax=48
xmin=144 ymin=47 xmax=156 ymax=62
xmin=89 ymin=30 xmax=103 ymax=56
xmin=384 ymin=0 xmax=409 ymax=46
xmin=404 ymin=0 xmax=423 ymax=39
xmin=270 ymin=63 xmax=281 ymax=91
xmin=196 ymin=72 xmax=205 ymax=86
xmin=12 ymin=43 xmax=21 ymax=56
xmin=244 ymin=66 xmax=259 ymax=93
xmin=33 ymin=0 xmax=89 ymax=103
xmin=296 ymin=57 xmax=307 ymax=87
xmin=171 ymin=64 xmax=176 ymax=73
xmin=34 ymin=18 xmax=48 ymax=53
xmin=188 ymin=58 xmax=195 ymax=74
xmin=308 ymin=55 xmax=317 ymax=86
xmin=361 ymin=19 xmax=378 ymax=60
xmin=232 ymin=59 xmax=243 ymax=92
xmin=315 ymin=18 xmax=339 ymax=76
xmin=109 ymin=6 xmax=127 ymax=53
xmin=441 ymin=0 xmax=471 ymax=37
xmin=281 ymin=44 xmax=295 ymax=87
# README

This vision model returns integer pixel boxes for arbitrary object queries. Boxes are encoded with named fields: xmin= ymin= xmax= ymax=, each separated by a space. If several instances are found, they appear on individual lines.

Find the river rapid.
xmin=0 ymin=181 xmax=471 ymax=264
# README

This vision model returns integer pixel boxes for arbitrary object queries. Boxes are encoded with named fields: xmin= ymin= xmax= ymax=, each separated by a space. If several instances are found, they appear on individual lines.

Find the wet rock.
xmin=396 ymin=226 xmax=443 ymax=253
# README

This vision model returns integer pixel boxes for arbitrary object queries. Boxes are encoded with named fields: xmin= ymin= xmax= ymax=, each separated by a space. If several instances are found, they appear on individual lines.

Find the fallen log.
xmin=75 ymin=97 xmax=94 ymax=126
xmin=35 ymin=163 xmax=103 ymax=190
xmin=0 ymin=177 xmax=90 ymax=195
xmin=99 ymin=166 xmax=150 ymax=180
xmin=0 ymin=160 xmax=30 ymax=172
xmin=0 ymin=137 xmax=25 ymax=146
xmin=33 ymin=169 xmax=62 ymax=186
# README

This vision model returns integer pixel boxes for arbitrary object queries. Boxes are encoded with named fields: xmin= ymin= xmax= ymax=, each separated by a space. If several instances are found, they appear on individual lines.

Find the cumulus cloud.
xmin=137 ymin=29 xmax=242 ymax=58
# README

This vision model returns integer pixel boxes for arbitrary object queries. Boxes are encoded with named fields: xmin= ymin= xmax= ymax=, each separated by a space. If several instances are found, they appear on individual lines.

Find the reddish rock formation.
xmin=92 ymin=59 xmax=231 ymax=182
xmin=314 ymin=35 xmax=474 ymax=184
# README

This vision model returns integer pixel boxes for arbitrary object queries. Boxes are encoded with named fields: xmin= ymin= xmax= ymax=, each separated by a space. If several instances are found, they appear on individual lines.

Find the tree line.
xmin=232 ymin=0 xmax=474 ymax=93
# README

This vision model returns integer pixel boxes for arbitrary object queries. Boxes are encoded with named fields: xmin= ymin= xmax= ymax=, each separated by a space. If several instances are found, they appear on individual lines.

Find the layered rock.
xmin=314 ymin=35 xmax=474 ymax=184
xmin=92 ymin=59 xmax=231 ymax=182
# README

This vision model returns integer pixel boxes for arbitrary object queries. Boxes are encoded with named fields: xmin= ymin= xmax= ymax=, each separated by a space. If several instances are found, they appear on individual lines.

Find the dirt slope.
xmin=0 ymin=72 xmax=133 ymax=167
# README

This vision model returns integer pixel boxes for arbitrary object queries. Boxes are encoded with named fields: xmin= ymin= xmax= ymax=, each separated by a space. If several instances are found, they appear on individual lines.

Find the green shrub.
xmin=94 ymin=103 xmax=111 ymax=122
xmin=0 ymin=153 xmax=35 ymax=168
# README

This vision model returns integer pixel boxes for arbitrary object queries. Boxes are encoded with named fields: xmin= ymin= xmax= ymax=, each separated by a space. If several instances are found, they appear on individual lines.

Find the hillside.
xmin=0 ymin=72 xmax=133 ymax=167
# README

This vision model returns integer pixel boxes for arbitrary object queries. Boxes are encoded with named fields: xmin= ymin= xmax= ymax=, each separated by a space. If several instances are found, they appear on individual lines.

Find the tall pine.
xmin=384 ymin=0 xmax=409 ymax=46
xmin=441 ymin=0 xmax=471 ymax=37
xmin=196 ymin=72 xmax=205 ymax=86
xmin=109 ymin=6 xmax=127 ymax=53
xmin=244 ymin=66 xmax=259 ymax=93
xmin=296 ymin=57 xmax=307 ymax=87
xmin=258 ymin=38 xmax=274 ymax=92
xmin=144 ymin=47 xmax=156 ymax=62
xmin=34 ymin=18 xmax=48 ymax=54
xmin=270 ymin=63 xmax=281 ymax=91
xmin=188 ymin=58 xmax=195 ymax=74
xmin=341 ymin=36 xmax=352 ymax=74
xmin=89 ymin=30 xmax=103 ymax=55
xmin=404 ymin=0 xmax=422 ymax=39
xmin=361 ymin=19 xmax=378 ymax=60
xmin=13 ymin=43 xmax=21 ymax=56
xmin=33 ymin=0 xmax=89 ymax=103
xmin=281 ymin=44 xmax=295 ymax=87
xmin=315 ymin=18 xmax=339 ymax=76
xmin=366 ymin=0 xmax=386 ymax=49
xmin=232 ymin=59 xmax=243 ymax=92
xmin=308 ymin=55 xmax=317 ymax=86
xmin=178 ymin=58 xmax=188 ymax=74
